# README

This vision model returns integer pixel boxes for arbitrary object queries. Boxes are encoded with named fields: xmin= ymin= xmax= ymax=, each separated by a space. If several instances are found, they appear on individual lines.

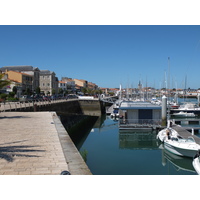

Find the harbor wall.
xmin=4 ymin=99 xmax=105 ymax=116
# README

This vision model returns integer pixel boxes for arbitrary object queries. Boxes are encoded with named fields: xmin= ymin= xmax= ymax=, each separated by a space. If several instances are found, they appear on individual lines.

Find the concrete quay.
xmin=0 ymin=111 xmax=92 ymax=175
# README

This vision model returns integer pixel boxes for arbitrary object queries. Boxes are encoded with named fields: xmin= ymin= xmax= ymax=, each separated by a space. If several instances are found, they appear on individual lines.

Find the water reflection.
xmin=69 ymin=115 xmax=197 ymax=175
xmin=119 ymin=130 xmax=158 ymax=150
xmin=160 ymin=145 xmax=196 ymax=174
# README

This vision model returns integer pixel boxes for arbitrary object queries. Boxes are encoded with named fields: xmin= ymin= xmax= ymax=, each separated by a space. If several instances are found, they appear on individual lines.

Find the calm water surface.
xmin=76 ymin=116 xmax=197 ymax=175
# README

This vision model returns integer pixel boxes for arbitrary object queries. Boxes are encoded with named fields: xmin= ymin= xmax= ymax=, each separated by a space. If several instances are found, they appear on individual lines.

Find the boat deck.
xmin=172 ymin=124 xmax=200 ymax=145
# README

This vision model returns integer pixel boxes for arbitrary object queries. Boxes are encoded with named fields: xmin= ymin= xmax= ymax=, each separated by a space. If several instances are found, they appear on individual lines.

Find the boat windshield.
xmin=186 ymin=137 xmax=196 ymax=143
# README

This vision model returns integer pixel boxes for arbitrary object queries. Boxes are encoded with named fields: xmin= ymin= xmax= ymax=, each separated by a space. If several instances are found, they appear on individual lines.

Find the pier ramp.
xmin=172 ymin=124 xmax=200 ymax=145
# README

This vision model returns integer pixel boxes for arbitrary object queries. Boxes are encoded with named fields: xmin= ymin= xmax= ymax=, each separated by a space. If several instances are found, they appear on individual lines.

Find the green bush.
xmin=7 ymin=97 xmax=18 ymax=101
xmin=0 ymin=93 xmax=7 ymax=100
xmin=9 ymin=92 xmax=15 ymax=98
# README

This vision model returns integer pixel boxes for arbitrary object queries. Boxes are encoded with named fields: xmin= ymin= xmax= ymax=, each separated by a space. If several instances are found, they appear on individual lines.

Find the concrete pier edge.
xmin=51 ymin=112 xmax=92 ymax=175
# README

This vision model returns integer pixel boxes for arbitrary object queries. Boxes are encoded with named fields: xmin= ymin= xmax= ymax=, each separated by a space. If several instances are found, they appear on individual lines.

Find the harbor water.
xmin=67 ymin=98 xmax=200 ymax=175
xmin=68 ymin=115 xmax=198 ymax=175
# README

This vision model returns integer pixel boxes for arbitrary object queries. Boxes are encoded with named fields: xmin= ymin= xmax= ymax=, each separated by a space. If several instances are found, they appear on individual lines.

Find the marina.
xmin=72 ymin=96 xmax=200 ymax=175
xmin=73 ymin=115 xmax=198 ymax=175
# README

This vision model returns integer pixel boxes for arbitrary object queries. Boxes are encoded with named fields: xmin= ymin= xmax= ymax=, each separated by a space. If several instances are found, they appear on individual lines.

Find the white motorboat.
xmin=192 ymin=150 xmax=200 ymax=175
xmin=110 ymin=108 xmax=119 ymax=118
xmin=164 ymin=136 xmax=200 ymax=158
xmin=157 ymin=127 xmax=179 ymax=142
xmin=179 ymin=102 xmax=199 ymax=110
xmin=172 ymin=111 xmax=196 ymax=118
xmin=110 ymin=105 xmax=119 ymax=118
xmin=110 ymin=101 xmax=120 ymax=119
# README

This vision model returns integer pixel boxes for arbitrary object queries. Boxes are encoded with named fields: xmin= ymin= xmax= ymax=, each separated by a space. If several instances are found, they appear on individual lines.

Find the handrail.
xmin=119 ymin=119 xmax=162 ymax=126
xmin=0 ymin=98 xmax=69 ymax=112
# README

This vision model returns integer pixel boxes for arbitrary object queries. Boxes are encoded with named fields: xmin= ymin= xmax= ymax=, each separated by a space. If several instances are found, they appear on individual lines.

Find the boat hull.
xmin=172 ymin=114 xmax=196 ymax=118
xmin=164 ymin=141 xmax=198 ymax=158
xmin=192 ymin=157 xmax=200 ymax=175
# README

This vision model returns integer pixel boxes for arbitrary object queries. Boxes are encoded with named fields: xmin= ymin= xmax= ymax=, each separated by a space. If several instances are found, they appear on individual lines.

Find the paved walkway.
xmin=0 ymin=112 xmax=91 ymax=175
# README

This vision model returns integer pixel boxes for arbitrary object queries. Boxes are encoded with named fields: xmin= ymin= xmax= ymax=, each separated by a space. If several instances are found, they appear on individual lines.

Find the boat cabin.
xmin=119 ymin=101 xmax=162 ymax=130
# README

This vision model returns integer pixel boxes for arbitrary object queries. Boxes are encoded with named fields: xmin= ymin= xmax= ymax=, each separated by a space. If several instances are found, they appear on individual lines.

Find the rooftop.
xmin=0 ymin=66 xmax=39 ymax=72
xmin=40 ymin=70 xmax=55 ymax=75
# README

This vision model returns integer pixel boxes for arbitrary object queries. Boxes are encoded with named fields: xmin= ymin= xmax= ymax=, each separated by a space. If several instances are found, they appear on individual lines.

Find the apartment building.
xmin=58 ymin=81 xmax=67 ymax=91
xmin=61 ymin=77 xmax=76 ymax=93
xmin=40 ymin=70 xmax=58 ymax=95
xmin=4 ymin=70 xmax=33 ymax=93
xmin=74 ymin=79 xmax=88 ymax=88
xmin=0 ymin=66 xmax=40 ymax=92
xmin=88 ymin=82 xmax=98 ymax=90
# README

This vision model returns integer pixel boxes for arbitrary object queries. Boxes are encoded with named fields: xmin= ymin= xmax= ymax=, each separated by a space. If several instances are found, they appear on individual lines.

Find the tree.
xmin=0 ymin=74 xmax=11 ymax=89
xmin=58 ymin=88 xmax=63 ymax=94
xmin=24 ymin=88 xmax=31 ymax=95
xmin=81 ymin=87 xmax=88 ymax=95
xmin=13 ymin=86 xmax=17 ymax=94
xmin=35 ymin=87 xmax=41 ymax=94
xmin=52 ymin=89 xmax=56 ymax=95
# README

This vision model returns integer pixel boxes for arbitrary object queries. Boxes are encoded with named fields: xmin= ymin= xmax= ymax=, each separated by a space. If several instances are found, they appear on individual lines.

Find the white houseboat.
xmin=118 ymin=101 xmax=162 ymax=130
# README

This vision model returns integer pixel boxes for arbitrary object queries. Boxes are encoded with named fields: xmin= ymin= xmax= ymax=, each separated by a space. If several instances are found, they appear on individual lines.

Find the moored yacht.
xmin=157 ymin=127 xmax=179 ymax=142
xmin=164 ymin=136 xmax=200 ymax=158
xmin=172 ymin=111 xmax=196 ymax=118
xmin=171 ymin=102 xmax=200 ymax=115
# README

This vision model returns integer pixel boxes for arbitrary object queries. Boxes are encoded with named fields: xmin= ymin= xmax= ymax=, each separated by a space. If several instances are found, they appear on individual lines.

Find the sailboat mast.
xmin=185 ymin=75 xmax=187 ymax=102
xmin=168 ymin=57 xmax=170 ymax=100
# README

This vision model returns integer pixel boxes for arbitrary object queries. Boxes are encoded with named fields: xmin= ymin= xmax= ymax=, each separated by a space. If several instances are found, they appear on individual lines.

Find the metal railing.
xmin=119 ymin=119 xmax=162 ymax=127
xmin=0 ymin=99 xmax=68 ymax=112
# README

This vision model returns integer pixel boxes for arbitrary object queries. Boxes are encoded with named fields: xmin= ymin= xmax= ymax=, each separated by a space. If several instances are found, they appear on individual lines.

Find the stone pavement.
xmin=0 ymin=112 xmax=92 ymax=175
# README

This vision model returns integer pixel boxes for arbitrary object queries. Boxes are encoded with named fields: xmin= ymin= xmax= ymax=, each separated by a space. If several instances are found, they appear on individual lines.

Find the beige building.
xmin=88 ymin=82 xmax=98 ymax=90
xmin=61 ymin=77 xmax=76 ymax=92
xmin=40 ymin=70 xmax=58 ymax=95
xmin=0 ymin=66 xmax=40 ymax=92
xmin=73 ymin=79 xmax=88 ymax=88
xmin=4 ymin=70 xmax=33 ymax=93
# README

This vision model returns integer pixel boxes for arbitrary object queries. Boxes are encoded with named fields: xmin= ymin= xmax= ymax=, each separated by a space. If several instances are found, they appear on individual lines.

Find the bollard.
xmin=161 ymin=95 xmax=167 ymax=127
xmin=198 ymin=94 xmax=200 ymax=106
xmin=60 ymin=171 xmax=71 ymax=175
xmin=34 ymin=104 xmax=37 ymax=112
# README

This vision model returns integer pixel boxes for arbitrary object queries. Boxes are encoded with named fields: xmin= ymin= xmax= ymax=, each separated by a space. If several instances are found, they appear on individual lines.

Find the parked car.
xmin=19 ymin=95 xmax=33 ymax=102
xmin=66 ymin=94 xmax=78 ymax=99
xmin=43 ymin=96 xmax=50 ymax=101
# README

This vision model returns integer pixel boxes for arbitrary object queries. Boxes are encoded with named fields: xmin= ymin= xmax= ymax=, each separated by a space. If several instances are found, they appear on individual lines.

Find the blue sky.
xmin=1 ymin=25 xmax=200 ymax=89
